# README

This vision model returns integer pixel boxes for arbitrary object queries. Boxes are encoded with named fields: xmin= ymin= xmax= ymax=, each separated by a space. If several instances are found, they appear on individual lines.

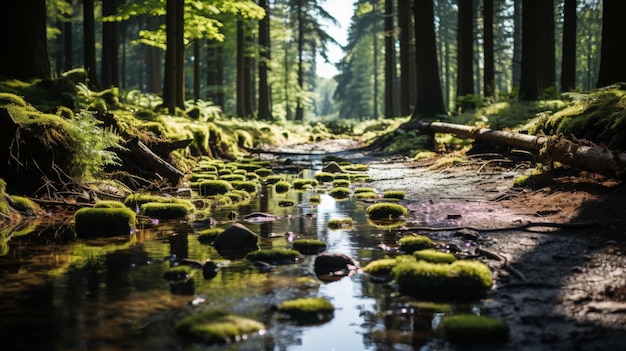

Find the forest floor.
xmin=284 ymin=137 xmax=626 ymax=350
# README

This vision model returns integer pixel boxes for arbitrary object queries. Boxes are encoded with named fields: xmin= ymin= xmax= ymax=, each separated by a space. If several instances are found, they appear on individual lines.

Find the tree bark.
xmin=483 ymin=0 xmax=495 ymax=97
xmin=415 ymin=121 xmax=626 ymax=179
xmin=84 ymin=0 xmax=100 ymax=89
xmin=560 ymin=0 xmax=576 ymax=92
xmin=384 ymin=0 xmax=395 ymax=118
xmin=596 ymin=0 xmax=626 ymax=87
xmin=456 ymin=0 xmax=474 ymax=105
xmin=258 ymin=0 xmax=272 ymax=121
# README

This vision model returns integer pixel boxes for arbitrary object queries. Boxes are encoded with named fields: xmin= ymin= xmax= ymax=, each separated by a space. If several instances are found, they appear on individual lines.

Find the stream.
xmin=0 ymin=162 xmax=479 ymax=351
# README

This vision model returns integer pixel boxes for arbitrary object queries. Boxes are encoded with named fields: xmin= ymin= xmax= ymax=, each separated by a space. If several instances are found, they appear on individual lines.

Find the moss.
xmin=93 ymin=200 xmax=126 ymax=208
xmin=0 ymin=179 xmax=9 ymax=215
xmin=354 ymin=187 xmax=376 ymax=194
xmin=74 ymin=207 xmax=136 ymax=237
xmin=362 ymin=258 xmax=403 ymax=278
xmin=436 ymin=314 xmax=509 ymax=344
xmin=393 ymin=260 xmax=493 ymax=300
xmin=274 ymin=180 xmax=290 ymax=193
xmin=293 ymin=179 xmax=318 ymax=189
xmin=398 ymin=235 xmax=435 ymax=254
xmin=175 ymin=309 xmax=265 ymax=344
xmin=245 ymin=248 xmax=300 ymax=265
xmin=326 ymin=218 xmax=353 ymax=229
xmin=141 ymin=202 xmax=192 ymax=219
xmin=366 ymin=203 xmax=408 ymax=220
xmin=277 ymin=297 xmax=334 ymax=323
xmin=230 ymin=180 xmax=258 ymax=194
xmin=197 ymin=227 xmax=223 ymax=244
xmin=264 ymin=175 xmax=282 ymax=185
xmin=355 ymin=191 xmax=378 ymax=200
xmin=255 ymin=168 xmax=273 ymax=177
xmin=292 ymin=239 xmax=327 ymax=255
xmin=314 ymin=172 xmax=335 ymax=183
xmin=219 ymin=174 xmax=246 ymax=182
xmin=0 ymin=92 xmax=28 ymax=107
xmin=308 ymin=195 xmax=321 ymax=204
xmin=332 ymin=179 xmax=351 ymax=188
xmin=413 ymin=249 xmax=457 ymax=264
xmin=198 ymin=180 xmax=233 ymax=196
xmin=383 ymin=190 xmax=405 ymax=200
xmin=429 ymin=155 xmax=465 ymax=170
xmin=328 ymin=187 xmax=351 ymax=199
xmin=9 ymin=195 xmax=42 ymax=214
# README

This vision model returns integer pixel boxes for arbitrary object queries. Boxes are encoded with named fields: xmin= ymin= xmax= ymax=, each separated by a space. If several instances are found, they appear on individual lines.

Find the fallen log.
xmin=416 ymin=121 xmax=626 ymax=179
xmin=121 ymin=137 xmax=185 ymax=185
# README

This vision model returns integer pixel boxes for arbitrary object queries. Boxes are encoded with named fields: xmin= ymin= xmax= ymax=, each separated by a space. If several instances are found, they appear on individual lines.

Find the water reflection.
xmin=0 ymin=171 xmax=479 ymax=351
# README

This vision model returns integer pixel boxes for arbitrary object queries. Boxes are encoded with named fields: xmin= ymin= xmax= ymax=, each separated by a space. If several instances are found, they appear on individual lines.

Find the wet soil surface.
xmin=290 ymin=138 xmax=626 ymax=350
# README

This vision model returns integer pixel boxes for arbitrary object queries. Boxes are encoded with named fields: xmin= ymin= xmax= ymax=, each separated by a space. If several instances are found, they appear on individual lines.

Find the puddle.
xmin=0 ymin=168 xmax=480 ymax=351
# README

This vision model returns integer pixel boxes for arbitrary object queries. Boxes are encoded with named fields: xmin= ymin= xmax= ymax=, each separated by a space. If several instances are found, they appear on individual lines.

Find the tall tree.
xmin=538 ymin=0 xmax=555 ymax=93
xmin=84 ymin=0 xmax=101 ymax=89
xmin=102 ymin=0 xmax=120 ymax=88
xmin=518 ymin=0 xmax=540 ymax=100
xmin=596 ymin=0 xmax=626 ymax=87
xmin=398 ymin=0 xmax=415 ymax=116
xmin=258 ymin=0 xmax=272 ymax=121
xmin=163 ymin=0 xmax=182 ymax=113
xmin=456 ymin=0 xmax=474 ymax=107
xmin=0 ymin=0 xmax=50 ymax=80
xmin=63 ymin=0 xmax=74 ymax=71
xmin=483 ymin=0 xmax=495 ymax=97
xmin=384 ymin=0 xmax=395 ymax=118
xmin=412 ymin=0 xmax=446 ymax=118
xmin=560 ymin=0 xmax=576 ymax=92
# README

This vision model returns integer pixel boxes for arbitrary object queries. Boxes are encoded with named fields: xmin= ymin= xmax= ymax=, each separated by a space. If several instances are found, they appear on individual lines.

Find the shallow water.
xmin=0 ymin=169 xmax=475 ymax=351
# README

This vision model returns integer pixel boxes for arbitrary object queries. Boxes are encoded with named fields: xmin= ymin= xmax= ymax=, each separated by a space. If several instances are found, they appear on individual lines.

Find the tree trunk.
xmin=483 ymin=0 xmax=495 ymax=97
xmin=174 ymin=0 xmax=185 ymax=109
xmin=295 ymin=1 xmax=305 ymax=122
xmin=384 ymin=0 xmax=395 ymax=118
xmin=63 ymin=0 xmax=74 ymax=71
xmin=236 ymin=19 xmax=246 ymax=117
xmin=518 ymin=0 xmax=539 ymax=100
xmin=415 ymin=121 xmax=626 ymax=179
xmin=258 ymin=0 xmax=272 ymax=121
xmin=83 ymin=0 xmax=100 ymax=90
xmin=193 ymin=39 xmax=200 ymax=102
xmin=146 ymin=16 xmax=162 ymax=94
xmin=163 ymin=0 xmax=177 ymax=114
xmin=398 ymin=0 xmax=413 ymax=116
xmin=101 ymin=0 xmax=120 ymax=88
xmin=456 ymin=0 xmax=474 ymax=106
xmin=412 ymin=0 xmax=447 ymax=119
xmin=538 ymin=0 xmax=555 ymax=93
xmin=560 ymin=0 xmax=576 ymax=92
xmin=596 ymin=0 xmax=626 ymax=87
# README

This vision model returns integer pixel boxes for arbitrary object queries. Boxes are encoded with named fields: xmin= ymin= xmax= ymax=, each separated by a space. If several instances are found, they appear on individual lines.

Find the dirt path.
xmin=291 ymin=138 xmax=626 ymax=350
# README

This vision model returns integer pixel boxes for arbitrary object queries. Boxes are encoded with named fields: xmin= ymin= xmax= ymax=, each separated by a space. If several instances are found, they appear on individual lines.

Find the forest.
xmin=0 ymin=0 xmax=625 ymax=202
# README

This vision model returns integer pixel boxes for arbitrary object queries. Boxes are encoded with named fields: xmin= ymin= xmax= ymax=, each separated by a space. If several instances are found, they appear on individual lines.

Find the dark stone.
xmin=213 ymin=223 xmax=259 ymax=251
xmin=314 ymin=253 xmax=359 ymax=275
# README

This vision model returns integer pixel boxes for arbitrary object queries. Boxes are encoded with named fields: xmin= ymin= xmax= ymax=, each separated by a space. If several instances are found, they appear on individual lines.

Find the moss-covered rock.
xmin=314 ymin=171 xmax=335 ymax=183
xmin=198 ymin=180 xmax=233 ymax=196
xmin=383 ymin=190 xmax=406 ymax=200
xmin=393 ymin=260 xmax=493 ymax=300
xmin=140 ymin=202 xmax=192 ymax=219
xmin=326 ymin=218 xmax=353 ymax=229
xmin=398 ymin=235 xmax=435 ymax=254
xmin=74 ymin=207 xmax=136 ymax=237
xmin=328 ymin=187 xmax=350 ymax=199
xmin=366 ymin=202 xmax=408 ymax=220
xmin=274 ymin=180 xmax=290 ymax=193
xmin=413 ymin=249 xmax=457 ymax=264
xmin=292 ymin=178 xmax=318 ymax=190
xmin=175 ymin=309 xmax=265 ymax=344
xmin=94 ymin=200 xmax=126 ymax=208
xmin=277 ymin=297 xmax=334 ymax=324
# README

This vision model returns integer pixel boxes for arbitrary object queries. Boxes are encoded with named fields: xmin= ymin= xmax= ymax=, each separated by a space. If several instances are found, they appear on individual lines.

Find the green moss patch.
xmin=293 ymin=179 xmax=318 ymax=189
xmin=74 ymin=207 xmax=136 ymax=237
xmin=393 ymin=260 xmax=494 ymax=300
xmin=308 ymin=195 xmax=321 ymax=204
xmin=436 ymin=314 xmax=509 ymax=344
xmin=94 ymin=200 xmax=126 ymax=208
xmin=175 ymin=309 xmax=265 ymax=344
xmin=366 ymin=203 xmax=408 ymax=220
xmin=328 ymin=187 xmax=351 ymax=199
xmin=383 ymin=190 xmax=406 ymax=200
xmin=292 ymin=239 xmax=327 ymax=255
xmin=245 ymin=248 xmax=300 ymax=265
xmin=398 ymin=235 xmax=435 ymax=254
xmin=140 ymin=202 xmax=192 ymax=219
xmin=197 ymin=228 xmax=224 ymax=244
xmin=326 ymin=218 xmax=353 ymax=229
xmin=274 ymin=181 xmax=290 ymax=193
xmin=332 ymin=179 xmax=351 ymax=188
xmin=230 ymin=180 xmax=258 ymax=194
xmin=198 ymin=180 xmax=233 ymax=196
xmin=277 ymin=297 xmax=334 ymax=324
xmin=9 ymin=195 xmax=42 ymax=215
xmin=354 ymin=187 xmax=376 ymax=194
xmin=355 ymin=191 xmax=379 ymax=200
xmin=314 ymin=172 xmax=335 ymax=183
xmin=413 ymin=249 xmax=457 ymax=264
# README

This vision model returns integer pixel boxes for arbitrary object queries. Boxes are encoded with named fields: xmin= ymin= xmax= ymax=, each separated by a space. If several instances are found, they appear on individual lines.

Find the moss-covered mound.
xmin=393 ymin=260 xmax=494 ymax=300
xmin=197 ymin=227 xmax=224 ymax=244
xmin=436 ymin=314 xmax=509 ymax=344
xmin=175 ymin=309 xmax=265 ymax=344
xmin=198 ymin=180 xmax=233 ymax=196
xmin=274 ymin=180 xmax=290 ymax=193
xmin=277 ymin=297 xmax=334 ymax=324
xmin=398 ymin=234 xmax=435 ymax=254
xmin=326 ymin=218 xmax=353 ymax=229
xmin=366 ymin=203 xmax=408 ymax=220
xmin=328 ymin=187 xmax=350 ymax=199
xmin=74 ymin=207 xmax=136 ymax=237
xmin=413 ymin=249 xmax=457 ymax=264
xmin=292 ymin=239 xmax=327 ymax=255
xmin=140 ymin=202 xmax=192 ymax=219
xmin=292 ymin=179 xmax=318 ymax=189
